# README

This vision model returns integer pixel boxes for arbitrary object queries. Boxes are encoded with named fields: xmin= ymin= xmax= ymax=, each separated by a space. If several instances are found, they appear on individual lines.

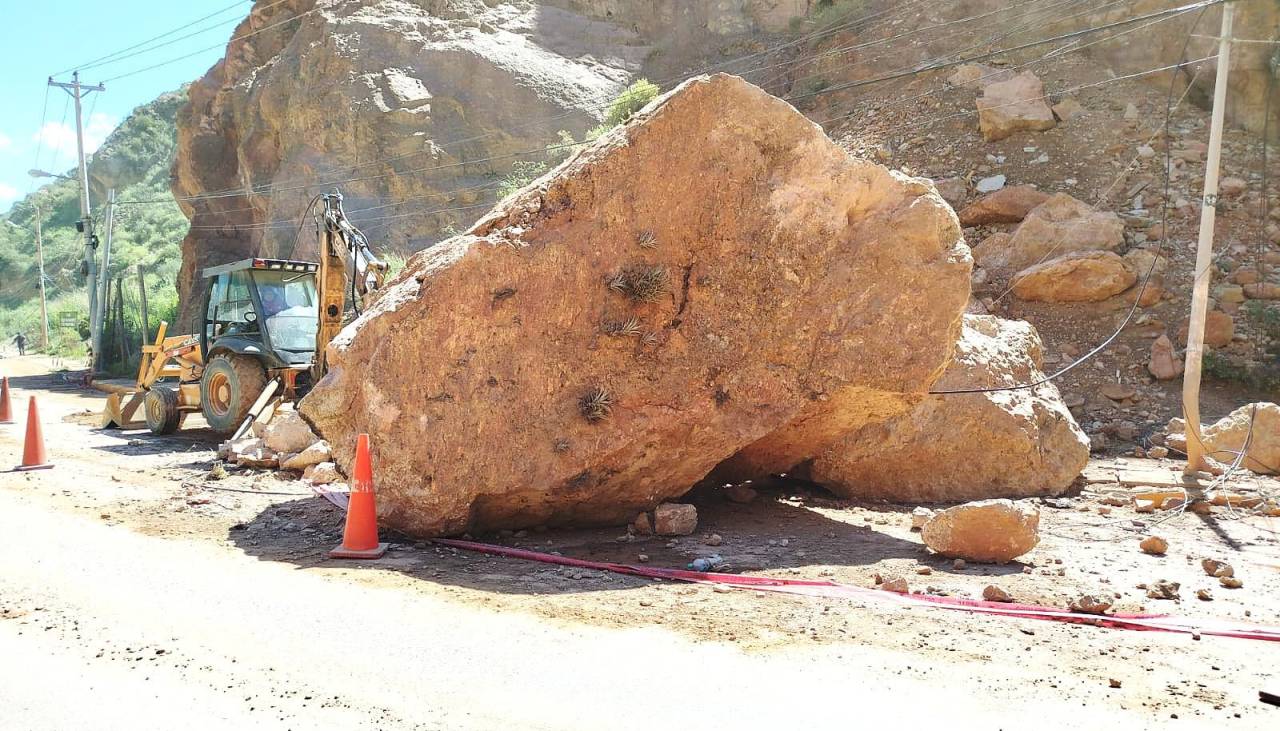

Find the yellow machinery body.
xmin=100 ymin=321 xmax=205 ymax=429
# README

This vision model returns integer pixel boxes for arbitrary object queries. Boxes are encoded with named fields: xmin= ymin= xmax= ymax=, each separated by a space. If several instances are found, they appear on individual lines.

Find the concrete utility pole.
xmin=47 ymin=72 xmax=105 ymax=358
xmin=1182 ymin=2 xmax=1235 ymax=475
xmin=91 ymin=189 xmax=116 ymax=372
xmin=33 ymin=205 xmax=50 ymax=350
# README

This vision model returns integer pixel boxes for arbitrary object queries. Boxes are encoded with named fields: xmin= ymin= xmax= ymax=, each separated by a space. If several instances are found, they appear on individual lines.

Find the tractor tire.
xmin=143 ymin=387 xmax=182 ymax=435
xmin=200 ymin=353 xmax=268 ymax=435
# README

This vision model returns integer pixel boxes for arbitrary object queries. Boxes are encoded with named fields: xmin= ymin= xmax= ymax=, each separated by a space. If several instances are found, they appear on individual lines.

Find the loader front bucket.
xmin=100 ymin=390 xmax=146 ymax=430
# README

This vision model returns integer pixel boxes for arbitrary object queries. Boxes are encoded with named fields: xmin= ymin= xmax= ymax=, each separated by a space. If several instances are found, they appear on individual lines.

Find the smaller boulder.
xmin=982 ymin=584 xmax=1013 ymax=603
xmin=976 ymin=71 xmax=1056 ymax=142
xmin=632 ymin=511 xmax=653 ymax=536
xmin=1147 ymin=335 xmax=1183 ymax=381
xmin=260 ymin=411 xmax=320 ymax=455
xmin=1069 ymin=594 xmax=1112 ymax=615
xmin=1178 ymin=310 xmax=1235 ymax=348
xmin=911 ymin=506 xmax=934 ymax=531
xmin=958 ymin=185 xmax=1049 ymax=226
xmin=653 ymin=503 xmax=698 ymax=536
xmin=1051 ymin=98 xmax=1086 ymax=121
xmin=1244 ymin=283 xmax=1280 ymax=300
xmin=281 ymin=440 xmax=332 ymax=471
xmin=948 ymin=63 xmax=1013 ymax=89
xmin=303 ymin=461 xmax=342 ymax=485
xmin=1011 ymin=251 xmax=1136 ymax=302
xmin=921 ymin=499 xmax=1040 ymax=563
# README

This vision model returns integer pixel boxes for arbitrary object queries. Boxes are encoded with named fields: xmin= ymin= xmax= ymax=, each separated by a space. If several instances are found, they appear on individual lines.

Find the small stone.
xmin=1147 ymin=446 xmax=1169 ymax=459
xmin=704 ymin=533 xmax=723 ymax=547
xmin=953 ymin=558 xmax=967 ymax=570
xmin=1201 ymin=559 xmax=1233 ymax=577
xmin=1196 ymin=588 xmax=1213 ymax=601
xmin=916 ymin=566 xmax=933 ymax=575
xmin=637 ymin=554 xmax=649 ymax=563
xmin=1109 ymin=679 xmax=1122 ymax=689
xmin=911 ymin=506 xmax=934 ymax=531
xmin=1123 ymin=103 xmax=1139 ymax=120
xmin=1069 ymin=594 xmax=1113 ymax=615
xmin=1102 ymin=383 xmax=1137 ymax=401
xmin=1146 ymin=580 xmax=1180 ymax=600
xmin=632 ymin=512 xmax=653 ymax=536
xmin=879 ymin=577 xmax=910 ymax=594
xmin=653 ymin=503 xmax=698 ymax=536
xmin=982 ymin=584 xmax=1013 ymax=603
xmin=724 ymin=483 xmax=758 ymax=504
xmin=1219 ymin=576 xmax=1243 ymax=589
xmin=975 ymin=174 xmax=1007 ymax=194
xmin=1139 ymin=535 xmax=1168 ymax=556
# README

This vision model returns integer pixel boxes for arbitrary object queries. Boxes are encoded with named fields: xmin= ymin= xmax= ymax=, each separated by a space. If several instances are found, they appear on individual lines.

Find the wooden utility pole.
xmin=33 ymin=204 xmax=50 ymax=350
xmin=137 ymin=265 xmax=150 ymax=340
xmin=115 ymin=276 xmax=128 ymax=365
xmin=90 ymin=188 xmax=116 ymax=372
xmin=1183 ymin=2 xmax=1235 ymax=474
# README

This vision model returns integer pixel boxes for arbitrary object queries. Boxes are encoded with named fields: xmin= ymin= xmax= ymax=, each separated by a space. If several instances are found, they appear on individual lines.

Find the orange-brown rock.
xmin=1179 ymin=310 xmax=1235 ymax=348
xmin=299 ymin=75 xmax=971 ymax=537
xmin=1147 ymin=335 xmax=1183 ymax=381
xmin=975 ymin=194 xmax=1124 ymax=277
xmin=921 ymin=500 xmax=1040 ymax=563
xmin=1010 ymin=251 xmax=1136 ymax=302
xmin=1244 ymin=283 xmax=1280 ymax=300
xmin=976 ymin=71 xmax=1056 ymax=142
xmin=807 ymin=316 xmax=1088 ymax=502
xmin=957 ymin=185 xmax=1049 ymax=226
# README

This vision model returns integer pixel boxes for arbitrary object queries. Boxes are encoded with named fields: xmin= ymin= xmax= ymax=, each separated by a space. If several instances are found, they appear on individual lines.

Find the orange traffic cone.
xmin=15 ymin=396 xmax=53 ymax=471
xmin=0 ymin=377 xmax=12 ymax=424
xmin=329 ymin=433 xmax=387 ymax=559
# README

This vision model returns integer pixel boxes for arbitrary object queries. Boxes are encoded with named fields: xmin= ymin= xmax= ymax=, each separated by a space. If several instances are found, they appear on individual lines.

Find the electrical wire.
xmin=50 ymin=0 xmax=257 ymax=77
xmin=103 ymin=3 xmax=323 ymax=83
xmin=929 ymin=4 xmax=1213 ymax=396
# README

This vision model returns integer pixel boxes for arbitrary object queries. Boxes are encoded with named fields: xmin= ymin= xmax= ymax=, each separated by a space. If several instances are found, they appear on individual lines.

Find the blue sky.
xmin=0 ymin=1 xmax=255 ymax=210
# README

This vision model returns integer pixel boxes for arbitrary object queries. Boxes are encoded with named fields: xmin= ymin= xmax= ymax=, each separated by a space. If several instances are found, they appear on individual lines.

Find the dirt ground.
xmin=2 ymin=353 xmax=1278 ymax=729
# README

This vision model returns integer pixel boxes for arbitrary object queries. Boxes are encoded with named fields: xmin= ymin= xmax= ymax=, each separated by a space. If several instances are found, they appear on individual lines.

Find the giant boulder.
xmin=300 ymin=74 xmax=971 ymax=537
xmin=807 ymin=315 xmax=1089 ymax=502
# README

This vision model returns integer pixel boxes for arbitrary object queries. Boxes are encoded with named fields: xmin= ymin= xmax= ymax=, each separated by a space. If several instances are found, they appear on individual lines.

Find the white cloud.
xmin=0 ymin=183 xmax=19 ymax=204
xmin=0 ymin=132 xmax=11 ymax=151
xmin=32 ymin=113 xmax=117 ymax=156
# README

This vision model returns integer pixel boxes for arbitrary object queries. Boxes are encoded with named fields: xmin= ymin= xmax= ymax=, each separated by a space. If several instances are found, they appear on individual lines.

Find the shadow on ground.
xmin=226 ymin=478 xmax=1031 ymax=598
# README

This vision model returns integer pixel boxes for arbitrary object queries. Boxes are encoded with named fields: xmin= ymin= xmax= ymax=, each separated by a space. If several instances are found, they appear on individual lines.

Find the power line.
xmin=103 ymin=3 xmax=323 ymax=83
xmin=50 ymin=0 xmax=256 ymax=77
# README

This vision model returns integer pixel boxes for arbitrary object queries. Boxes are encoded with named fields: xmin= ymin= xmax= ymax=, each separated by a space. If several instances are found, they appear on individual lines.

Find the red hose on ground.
xmin=432 ymin=538 xmax=1280 ymax=643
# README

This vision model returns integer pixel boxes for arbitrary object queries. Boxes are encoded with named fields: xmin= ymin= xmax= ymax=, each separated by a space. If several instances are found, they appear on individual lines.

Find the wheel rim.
xmin=208 ymin=372 xmax=232 ymax=417
xmin=146 ymin=394 xmax=162 ymax=425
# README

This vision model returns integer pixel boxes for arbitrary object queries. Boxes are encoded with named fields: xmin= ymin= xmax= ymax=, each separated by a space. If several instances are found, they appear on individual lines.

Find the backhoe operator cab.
xmin=199 ymin=258 xmax=319 ymax=433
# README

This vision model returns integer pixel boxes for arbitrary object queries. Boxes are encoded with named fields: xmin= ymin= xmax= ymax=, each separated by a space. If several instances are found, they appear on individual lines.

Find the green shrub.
xmin=604 ymin=79 xmax=660 ymax=127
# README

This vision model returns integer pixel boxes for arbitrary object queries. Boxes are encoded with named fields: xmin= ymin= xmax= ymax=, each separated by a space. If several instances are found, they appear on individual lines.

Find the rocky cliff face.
xmin=172 ymin=0 xmax=816 ymax=319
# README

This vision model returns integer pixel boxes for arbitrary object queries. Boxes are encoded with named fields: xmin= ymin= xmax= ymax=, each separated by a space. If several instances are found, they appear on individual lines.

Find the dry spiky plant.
xmin=580 ymin=386 xmax=613 ymax=422
xmin=603 ymin=317 xmax=642 ymax=337
xmin=627 ymin=266 xmax=669 ymax=302
xmin=636 ymin=230 xmax=658 ymax=249
xmin=606 ymin=271 xmax=629 ymax=294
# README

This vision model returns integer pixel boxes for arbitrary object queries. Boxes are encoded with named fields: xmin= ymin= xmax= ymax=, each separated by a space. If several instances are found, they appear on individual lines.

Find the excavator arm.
xmin=314 ymin=192 xmax=388 ymax=381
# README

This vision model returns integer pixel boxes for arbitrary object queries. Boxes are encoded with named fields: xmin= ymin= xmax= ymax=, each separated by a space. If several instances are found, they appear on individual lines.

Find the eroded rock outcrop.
xmin=300 ymin=74 xmax=970 ymax=536
xmin=807 ymin=315 xmax=1089 ymax=502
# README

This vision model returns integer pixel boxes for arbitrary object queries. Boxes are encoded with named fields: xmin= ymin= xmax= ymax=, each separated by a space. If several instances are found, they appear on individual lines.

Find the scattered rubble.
xmin=1069 ymin=594 xmax=1113 ymax=615
xmin=921 ymin=499 xmax=1040 ymax=564
xmin=1139 ymin=535 xmax=1168 ymax=556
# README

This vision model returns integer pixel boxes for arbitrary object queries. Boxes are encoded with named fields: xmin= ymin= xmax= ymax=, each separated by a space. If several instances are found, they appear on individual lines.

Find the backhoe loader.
xmin=101 ymin=192 xmax=387 ymax=436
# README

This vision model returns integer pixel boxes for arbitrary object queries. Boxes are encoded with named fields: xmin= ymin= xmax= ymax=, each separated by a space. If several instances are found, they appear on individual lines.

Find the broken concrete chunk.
xmin=300 ymin=74 xmax=970 ymax=537
xmin=653 ymin=503 xmax=697 ymax=536
xmin=921 ymin=499 xmax=1040 ymax=564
